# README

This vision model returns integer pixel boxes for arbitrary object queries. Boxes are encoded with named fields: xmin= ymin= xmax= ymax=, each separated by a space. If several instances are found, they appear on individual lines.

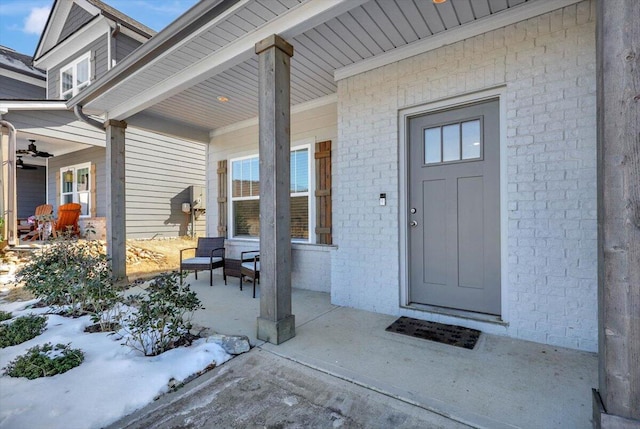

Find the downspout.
xmin=73 ymin=105 xmax=104 ymax=130
xmin=108 ymin=23 xmax=120 ymax=70
xmin=0 ymin=119 xmax=17 ymax=245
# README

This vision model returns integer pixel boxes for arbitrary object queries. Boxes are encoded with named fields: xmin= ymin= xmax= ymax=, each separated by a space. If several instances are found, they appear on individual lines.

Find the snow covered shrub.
xmin=4 ymin=343 xmax=84 ymax=379
xmin=16 ymin=240 xmax=121 ymax=330
xmin=120 ymin=272 xmax=202 ymax=356
xmin=0 ymin=314 xmax=47 ymax=348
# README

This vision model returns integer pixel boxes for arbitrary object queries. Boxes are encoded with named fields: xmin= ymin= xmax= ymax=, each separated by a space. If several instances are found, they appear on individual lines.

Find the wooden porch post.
xmin=255 ymin=34 xmax=295 ymax=344
xmin=593 ymin=1 xmax=640 ymax=428
xmin=105 ymin=120 xmax=127 ymax=283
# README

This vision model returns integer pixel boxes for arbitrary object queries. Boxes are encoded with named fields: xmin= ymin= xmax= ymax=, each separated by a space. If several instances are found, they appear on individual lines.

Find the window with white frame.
xmin=60 ymin=163 xmax=91 ymax=217
xmin=60 ymin=53 xmax=91 ymax=100
xmin=230 ymin=145 xmax=312 ymax=241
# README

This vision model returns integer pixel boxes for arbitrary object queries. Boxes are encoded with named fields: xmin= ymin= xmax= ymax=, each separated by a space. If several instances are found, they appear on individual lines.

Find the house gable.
xmin=58 ymin=3 xmax=95 ymax=43
xmin=34 ymin=0 xmax=154 ymax=73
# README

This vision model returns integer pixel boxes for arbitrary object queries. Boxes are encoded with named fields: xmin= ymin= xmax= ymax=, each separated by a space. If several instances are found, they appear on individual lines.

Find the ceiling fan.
xmin=16 ymin=156 xmax=38 ymax=170
xmin=16 ymin=139 xmax=53 ymax=158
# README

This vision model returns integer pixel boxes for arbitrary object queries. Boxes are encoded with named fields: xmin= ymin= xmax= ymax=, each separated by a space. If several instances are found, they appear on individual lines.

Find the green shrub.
xmin=121 ymin=272 xmax=203 ymax=356
xmin=0 ymin=314 xmax=47 ymax=348
xmin=4 ymin=343 xmax=84 ymax=379
xmin=0 ymin=310 xmax=11 ymax=322
xmin=15 ymin=240 xmax=121 ymax=330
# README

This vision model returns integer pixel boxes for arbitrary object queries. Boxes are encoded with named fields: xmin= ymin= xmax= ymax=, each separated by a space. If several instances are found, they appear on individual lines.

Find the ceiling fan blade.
xmin=33 ymin=151 xmax=53 ymax=158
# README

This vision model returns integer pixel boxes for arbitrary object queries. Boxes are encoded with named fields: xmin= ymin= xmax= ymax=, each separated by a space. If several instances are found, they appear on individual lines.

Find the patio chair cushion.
xmin=179 ymin=237 xmax=226 ymax=287
xmin=241 ymin=261 xmax=260 ymax=271
xmin=182 ymin=256 xmax=223 ymax=267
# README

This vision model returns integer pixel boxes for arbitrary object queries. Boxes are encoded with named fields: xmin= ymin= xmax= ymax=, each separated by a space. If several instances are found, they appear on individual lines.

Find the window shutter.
xmin=217 ymin=160 xmax=228 ymax=237
xmin=315 ymin=140 xmax=332 ymax=244
xmin=90 ymin=164 xmax=96 ymax=217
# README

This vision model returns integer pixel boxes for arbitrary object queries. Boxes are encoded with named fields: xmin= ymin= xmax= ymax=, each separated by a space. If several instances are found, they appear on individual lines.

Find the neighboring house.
xmin=0 ymin=0 xmax=206 ymax=241
xmin=0 ymin=47 xmax=48 ymax=219
xmin=0 ymin=46 xmax=46 ymax=100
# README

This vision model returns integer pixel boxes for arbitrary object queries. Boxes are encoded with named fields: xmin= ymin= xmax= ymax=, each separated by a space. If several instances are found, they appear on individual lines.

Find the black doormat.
xmin=385 ymin=316 xmax=480 ymax=350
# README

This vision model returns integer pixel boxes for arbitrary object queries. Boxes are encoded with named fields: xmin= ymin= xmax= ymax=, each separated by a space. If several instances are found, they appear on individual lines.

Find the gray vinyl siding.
xmin=47 ymin=36 xmax=108 ymax=99
xmin=17 ymin=166 xmax=46 ymax=218
xmin=58 ymin=3 xmax=94 ymax=42
xmin=0 ymin=76 xmax=45 ymax=99
xmin=115 ymin=34 xmax=142 ymax=63
xmin=43 ymin=128 xmax=206 ymax=238
xmin=125 ymin=128 xmax=206 ymax=239
xmin=47 ymin=146 xmax=106 ymax=217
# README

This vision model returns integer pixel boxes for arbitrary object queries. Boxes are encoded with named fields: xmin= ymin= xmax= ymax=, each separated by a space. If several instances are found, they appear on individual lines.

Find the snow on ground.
xmin=0 ymin=301 xmax=232 ymax=429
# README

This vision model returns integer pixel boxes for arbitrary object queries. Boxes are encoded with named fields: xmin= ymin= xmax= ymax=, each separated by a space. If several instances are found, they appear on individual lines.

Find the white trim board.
xmin=34 ymin=19 xmax=110 ymax=70
xmin=0 ymin=101 xmax=68 ymax=111
xmin=334 ymin=0 xmax=584 ymax=82
xmin=209 ymin=94 xmax=337 ymax=139
xmin=0 ymin=69 xmax=46 ymax=87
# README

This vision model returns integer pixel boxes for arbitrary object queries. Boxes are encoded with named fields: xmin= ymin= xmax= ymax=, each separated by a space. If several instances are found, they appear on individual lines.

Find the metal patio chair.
xmin=240 ymin=250 xmax=260 ymax=298
xmin=180 ymin=237 xmax=226 ymax=286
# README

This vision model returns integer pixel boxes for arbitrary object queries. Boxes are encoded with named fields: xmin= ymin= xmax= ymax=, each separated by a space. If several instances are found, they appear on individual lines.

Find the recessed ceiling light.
xmin=433 ymin=0 xmax=447 ymax=3
xmin=217 ymin=96 xmax=229 ymax=102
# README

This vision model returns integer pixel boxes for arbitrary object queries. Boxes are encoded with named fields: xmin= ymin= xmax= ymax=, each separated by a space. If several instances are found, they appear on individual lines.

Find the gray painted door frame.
xmin=398 ymin=88 xmax=508 ymax=323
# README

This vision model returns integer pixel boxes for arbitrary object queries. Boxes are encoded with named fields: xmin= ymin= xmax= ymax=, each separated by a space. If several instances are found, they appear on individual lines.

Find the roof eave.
xmin=67 ymin=0 xmax=241 ymax=111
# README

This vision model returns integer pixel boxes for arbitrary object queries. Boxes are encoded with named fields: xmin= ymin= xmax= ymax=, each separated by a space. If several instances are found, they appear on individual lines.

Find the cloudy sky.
xmin=0 ymin=0 xmax=199 ymax=56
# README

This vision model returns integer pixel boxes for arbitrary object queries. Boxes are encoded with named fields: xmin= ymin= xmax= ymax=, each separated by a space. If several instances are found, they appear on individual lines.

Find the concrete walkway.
xmin=114 ymin=273 xmax=598 ymax=428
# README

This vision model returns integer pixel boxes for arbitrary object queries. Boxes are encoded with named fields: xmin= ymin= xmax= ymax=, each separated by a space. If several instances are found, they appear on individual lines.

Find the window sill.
xmin=226 ymin=239 xmax=337 ymax=252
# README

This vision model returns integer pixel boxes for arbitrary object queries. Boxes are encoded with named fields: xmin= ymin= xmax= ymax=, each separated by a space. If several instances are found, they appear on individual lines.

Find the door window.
xmin=423 ymin=118 xmax=482 ymax=165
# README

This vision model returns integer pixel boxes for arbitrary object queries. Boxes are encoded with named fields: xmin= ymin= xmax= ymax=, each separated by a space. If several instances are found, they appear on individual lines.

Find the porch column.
xmin=255 ymin=34 xmax=295 ymax=345
xmin=105 ymin=120 xmax=127 ymax=283
xmin=0 ymin=121 xmax=17 ymax=246
xmin=593 ymin=1 xmax=640 ymax=428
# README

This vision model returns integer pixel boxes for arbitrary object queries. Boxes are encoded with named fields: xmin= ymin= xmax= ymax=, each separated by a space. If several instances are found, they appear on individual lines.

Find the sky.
xmin=0 ymin=297 xmax=232 ymax=429
xmin=0 ymin=0 xmax=200 ymax=57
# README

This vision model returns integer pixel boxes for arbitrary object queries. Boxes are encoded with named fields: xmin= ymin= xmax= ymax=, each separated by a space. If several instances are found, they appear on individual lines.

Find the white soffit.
xmin=83 ymin=0 xmax=368 ymax=121
xmin=334 ymin=0 xmax=585 ymax=81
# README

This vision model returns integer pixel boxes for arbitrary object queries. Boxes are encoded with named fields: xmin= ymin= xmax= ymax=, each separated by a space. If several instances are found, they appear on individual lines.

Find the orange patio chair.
xmin=52 ymin=203 xmax=82 ymax=238
xmin=22 ymin=204 xmax=53 ymax=241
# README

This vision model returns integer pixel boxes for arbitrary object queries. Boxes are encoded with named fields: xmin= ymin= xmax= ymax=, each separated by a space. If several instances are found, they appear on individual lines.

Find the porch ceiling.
xmin=76 ymin=0 xmax=556 ymax=136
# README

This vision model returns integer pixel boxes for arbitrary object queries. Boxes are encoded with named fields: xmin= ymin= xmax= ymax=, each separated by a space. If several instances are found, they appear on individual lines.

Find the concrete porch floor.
xmin=132 ymin=272 xmax=598 ymax=428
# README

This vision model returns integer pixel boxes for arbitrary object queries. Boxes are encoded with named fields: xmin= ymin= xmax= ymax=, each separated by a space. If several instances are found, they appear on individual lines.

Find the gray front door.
xmin=408 ymin=99 xmax=500 ymax=315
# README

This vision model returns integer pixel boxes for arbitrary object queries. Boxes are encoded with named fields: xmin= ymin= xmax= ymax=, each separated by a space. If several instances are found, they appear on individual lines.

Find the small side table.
xmin=224 ymin=258 xmax=242 ymax=281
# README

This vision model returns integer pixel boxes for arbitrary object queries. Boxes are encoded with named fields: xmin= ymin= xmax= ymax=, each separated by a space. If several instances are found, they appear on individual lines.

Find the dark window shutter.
xmin=315 ymin=140 xmax=332 ymax=244
xmin=217 ymin=160 xmax=227 ymax=237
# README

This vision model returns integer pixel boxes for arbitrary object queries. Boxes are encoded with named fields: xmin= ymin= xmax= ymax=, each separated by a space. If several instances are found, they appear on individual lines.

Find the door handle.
xmin=410 ymin=220 xmax=418 ymax=227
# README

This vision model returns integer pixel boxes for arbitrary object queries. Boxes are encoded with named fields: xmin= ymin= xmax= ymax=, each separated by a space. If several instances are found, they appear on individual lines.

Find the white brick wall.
xmin=334 ymin=0 xmax=597 ymax=351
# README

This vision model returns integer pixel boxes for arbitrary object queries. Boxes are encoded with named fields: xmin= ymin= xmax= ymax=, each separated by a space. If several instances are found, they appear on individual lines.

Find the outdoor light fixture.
xmin=217 ymin=96 xmax=229 ymax=102
xmin=64 ymin=170 xmax=74 ymax=182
